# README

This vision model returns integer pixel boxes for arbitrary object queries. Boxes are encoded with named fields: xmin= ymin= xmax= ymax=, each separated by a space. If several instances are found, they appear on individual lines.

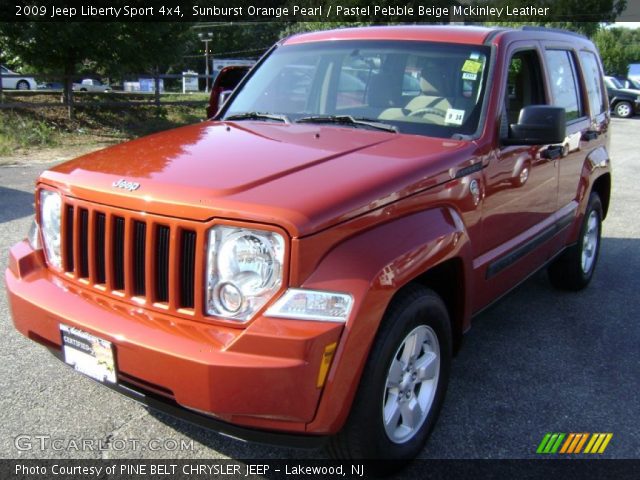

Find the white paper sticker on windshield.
xmin=445 ymin=109 xmax=465 ymax=125
xmin=462 ymin=72 xmax=477 ymax=81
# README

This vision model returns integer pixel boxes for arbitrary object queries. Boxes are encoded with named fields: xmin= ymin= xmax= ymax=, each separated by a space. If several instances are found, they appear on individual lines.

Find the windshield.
xmin=222 ymin=40 xmax=491 ymax=138
xmin=606 ymin=77 xmax=623 ymax=88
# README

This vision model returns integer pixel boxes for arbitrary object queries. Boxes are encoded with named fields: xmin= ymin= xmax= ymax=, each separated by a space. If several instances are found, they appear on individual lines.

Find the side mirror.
xmin=503 ymin=105 xmax=566 ymax=146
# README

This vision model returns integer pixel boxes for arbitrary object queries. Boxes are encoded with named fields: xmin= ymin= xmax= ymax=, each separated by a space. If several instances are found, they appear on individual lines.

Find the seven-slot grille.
xmin=61 ymin=200 xmax=200 ymax=314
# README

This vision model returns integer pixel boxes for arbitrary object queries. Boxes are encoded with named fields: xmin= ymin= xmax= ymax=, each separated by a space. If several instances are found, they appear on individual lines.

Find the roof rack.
xmin=520 ymin=25 xmax=587 ymax=39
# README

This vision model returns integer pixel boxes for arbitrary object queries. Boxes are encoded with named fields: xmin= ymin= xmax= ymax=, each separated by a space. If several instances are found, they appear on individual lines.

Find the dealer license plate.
xmin=60 ymin=324 xmax=116 ymax=384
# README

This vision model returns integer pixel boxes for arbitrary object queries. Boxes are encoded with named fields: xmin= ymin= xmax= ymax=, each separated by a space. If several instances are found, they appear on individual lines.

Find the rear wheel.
xmin=16 ymin=80 xmax=29 ymax=90
xmin=614 ymin=101 xmax=633 ymax=118
xmin=327 ymin=285 xmax=451 ymax=463
xmin=548 ymin=192 xmax=603 ymax=290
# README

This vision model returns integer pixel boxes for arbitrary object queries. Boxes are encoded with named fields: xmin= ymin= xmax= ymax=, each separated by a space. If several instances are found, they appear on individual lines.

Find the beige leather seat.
xmin=379 ymin=68 xmax=452 ymax=124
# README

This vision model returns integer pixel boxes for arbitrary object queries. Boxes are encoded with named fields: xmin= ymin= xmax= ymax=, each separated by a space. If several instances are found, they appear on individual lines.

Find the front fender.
xmin=301 ymin=206 xmax=473 ymax=434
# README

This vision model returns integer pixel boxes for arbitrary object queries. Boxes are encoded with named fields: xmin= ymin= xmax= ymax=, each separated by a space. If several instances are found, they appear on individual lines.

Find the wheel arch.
xmin=412 ymin=257 xmax=466 ymax=354
xmin=304 ymin=206 xmax=473 ymax=434
xmin=591 ymin=172 xmax=611 ymax=219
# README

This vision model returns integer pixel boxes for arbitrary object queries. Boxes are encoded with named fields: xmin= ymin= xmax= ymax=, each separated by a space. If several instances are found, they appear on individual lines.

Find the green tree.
xmin=192 ymin=23 xmax=282 ymax=61
xmin=0 ymin=22 xmax=191 ymax=102
xmin=482 ymin=0 xmax=627 ymax=37
xmin=594 ymin=27 xmax=640 ymax=76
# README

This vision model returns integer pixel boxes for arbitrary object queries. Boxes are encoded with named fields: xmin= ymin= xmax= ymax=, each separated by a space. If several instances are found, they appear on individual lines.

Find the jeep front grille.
xmin=60 ymin=199 xmax=202 ymax=317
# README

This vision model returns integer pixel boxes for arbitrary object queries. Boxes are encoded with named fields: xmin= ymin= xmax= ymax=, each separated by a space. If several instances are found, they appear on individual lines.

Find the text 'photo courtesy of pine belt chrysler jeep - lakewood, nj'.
xmin=5 ymin=25 xmax=612 ymax=463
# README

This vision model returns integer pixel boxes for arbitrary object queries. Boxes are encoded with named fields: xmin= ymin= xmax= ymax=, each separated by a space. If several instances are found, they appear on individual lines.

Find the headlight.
xmin=206 ymin=226 xmax=285 ymax=322
xmin=39 ymin=190 xmax=62 ymax=269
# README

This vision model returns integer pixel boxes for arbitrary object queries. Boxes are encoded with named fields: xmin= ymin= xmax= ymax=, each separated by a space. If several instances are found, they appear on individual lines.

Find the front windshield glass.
xmin=607 ymin=77 xmax=623 ymax=88
xmin=222 ymin=40 xmax=491 ymax=138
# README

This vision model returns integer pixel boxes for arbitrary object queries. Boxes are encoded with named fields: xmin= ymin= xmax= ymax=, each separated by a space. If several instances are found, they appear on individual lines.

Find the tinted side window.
xmin=544 ymin=50 xmax=583 ymax=121
xmin=579 ymin=51 xmax=606 ymax=115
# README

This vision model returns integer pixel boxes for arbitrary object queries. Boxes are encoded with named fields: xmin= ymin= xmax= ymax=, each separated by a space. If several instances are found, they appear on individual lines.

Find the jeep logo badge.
xmin=112 ymin=179 xmax=140 ymax=191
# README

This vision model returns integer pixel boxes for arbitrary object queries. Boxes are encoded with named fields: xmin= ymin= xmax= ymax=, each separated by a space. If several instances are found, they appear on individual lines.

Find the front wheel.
xmin=326 ymin=285 xmax=451 ymax=463
xmin=548 ymin=192 xmax=603 ymax=290
xmin=614 ymin=101 xmax=633 ymax=118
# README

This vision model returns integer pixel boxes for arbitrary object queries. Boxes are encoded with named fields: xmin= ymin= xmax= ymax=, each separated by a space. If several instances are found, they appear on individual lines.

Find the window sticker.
xmin=445 ymin=108 xmax=465 ymax=125
xmin=461 ymin=60 xmax=482 ymax=74
xmin=470 ymin=52 xmax=481 ymax=60
xmin=462 ymin=72 xmax=477 ymax=81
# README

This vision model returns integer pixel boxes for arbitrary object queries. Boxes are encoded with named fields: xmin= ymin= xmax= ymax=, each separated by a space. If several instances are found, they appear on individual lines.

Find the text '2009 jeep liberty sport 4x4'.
xmin=6 ymin=25 xmax=611 ymax=461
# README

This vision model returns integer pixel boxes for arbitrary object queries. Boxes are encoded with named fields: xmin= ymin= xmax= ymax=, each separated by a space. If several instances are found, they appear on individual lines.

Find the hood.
xmin=41 ymin=121 xmax=474 ymax=237
xmin=610 ymin=86 xmax=640 ymax=97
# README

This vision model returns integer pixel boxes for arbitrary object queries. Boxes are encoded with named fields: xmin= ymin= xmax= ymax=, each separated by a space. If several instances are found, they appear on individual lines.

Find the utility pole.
xmin=198 ymin=32 xmax=213 ymax=92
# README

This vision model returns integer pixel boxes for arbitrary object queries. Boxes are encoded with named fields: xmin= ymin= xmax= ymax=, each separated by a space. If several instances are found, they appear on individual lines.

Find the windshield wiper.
xmin=296 ymin=115 xmax=397 ymax=133
xmin=225 ymin=112 xmax=289 ymax=123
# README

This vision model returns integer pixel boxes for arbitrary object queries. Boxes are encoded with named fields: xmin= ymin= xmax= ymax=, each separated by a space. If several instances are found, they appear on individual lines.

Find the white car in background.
xmin=72 ymin=78 xmax=112 ymax=92
xmin=0 ymin=65 xmax=37 ymax=90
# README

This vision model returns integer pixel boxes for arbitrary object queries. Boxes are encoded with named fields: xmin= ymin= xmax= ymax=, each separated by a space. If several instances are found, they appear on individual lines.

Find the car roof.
xmin=283 ymin=25 xmax=499 ymax=46
xmin=282 ymin=25 xmax=593 ymax=48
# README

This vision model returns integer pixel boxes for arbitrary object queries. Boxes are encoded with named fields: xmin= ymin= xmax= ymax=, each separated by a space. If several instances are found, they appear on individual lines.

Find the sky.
xmin=613 ymin=22 xmax=640 ymax=28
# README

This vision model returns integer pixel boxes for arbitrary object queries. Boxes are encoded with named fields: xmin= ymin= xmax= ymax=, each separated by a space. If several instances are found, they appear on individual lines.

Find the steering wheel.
xmin=408 ymin=107 xmax=448 ymax=118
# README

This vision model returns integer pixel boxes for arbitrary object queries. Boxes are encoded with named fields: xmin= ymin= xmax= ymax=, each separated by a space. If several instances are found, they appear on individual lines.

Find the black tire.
xmin=80 ymin=88 xmax=88 ymax=92
xmin=326 ymin=284 xmax=452 ymax=464
xmin=548 ymin=192 xmax=603 ymax=291
xmin=16 ymin=80 xmax=29 ymax=90
xmin=614 ymin=101 xmax=633 ymax=118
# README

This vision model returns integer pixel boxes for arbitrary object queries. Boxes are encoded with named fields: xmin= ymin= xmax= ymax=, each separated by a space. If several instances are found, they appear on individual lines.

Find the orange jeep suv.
xmin=6 ymin=25 xmax=611 ymax=461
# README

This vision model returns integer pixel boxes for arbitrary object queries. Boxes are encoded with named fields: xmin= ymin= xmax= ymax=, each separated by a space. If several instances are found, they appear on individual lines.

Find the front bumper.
xmin=6 ymin=240 xmax=343 ymax=438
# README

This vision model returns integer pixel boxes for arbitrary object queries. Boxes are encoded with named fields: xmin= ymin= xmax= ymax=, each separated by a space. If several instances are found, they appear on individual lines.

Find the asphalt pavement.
xmin=1 ymin=118 xmax=639 ymax=467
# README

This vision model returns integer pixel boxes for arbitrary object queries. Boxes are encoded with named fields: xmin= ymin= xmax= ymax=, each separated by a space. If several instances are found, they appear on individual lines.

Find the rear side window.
xmin=579 ymin=51 xmax=606 ymax=116
xmin=544 ymin=50 xmax=583 ymax=121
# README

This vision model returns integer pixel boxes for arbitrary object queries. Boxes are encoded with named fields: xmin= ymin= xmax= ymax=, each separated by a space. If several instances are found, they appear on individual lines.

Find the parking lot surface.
xmin=1 ymin=118 xmax=638 ymax=466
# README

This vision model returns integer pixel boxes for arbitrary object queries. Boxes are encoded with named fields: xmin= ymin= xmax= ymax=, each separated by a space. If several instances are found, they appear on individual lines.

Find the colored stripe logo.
xmin=537 ymin=433 xmax=612 ymax=454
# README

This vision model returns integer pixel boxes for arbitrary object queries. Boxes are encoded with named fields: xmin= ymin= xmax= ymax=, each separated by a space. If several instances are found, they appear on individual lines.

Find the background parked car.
xmin=604 ymin=75 xmax=640 ymax=118
xmin=37 ymin=81 xmax=64 ymax=91
xmin=618 ymin=77 xmax=640 ymax=90
xmin=72 ymin=78 xmax=112 ymax=92
xmin=0 ymin=65 xmax=37 ymax=90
